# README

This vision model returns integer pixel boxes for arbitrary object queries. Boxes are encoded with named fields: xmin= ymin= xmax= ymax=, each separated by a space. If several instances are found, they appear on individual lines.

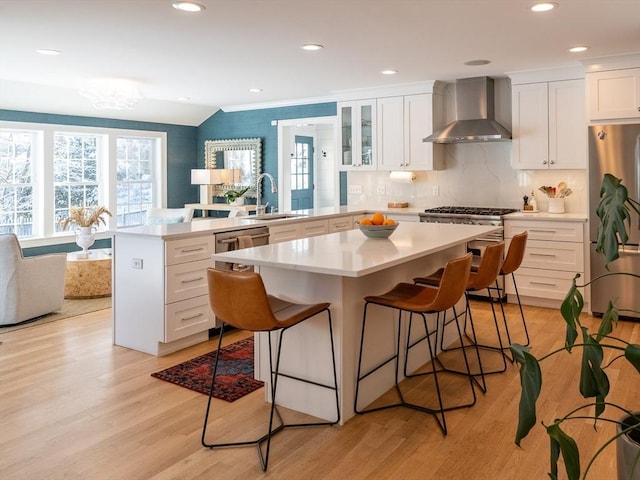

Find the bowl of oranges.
xmin=356 ymin=212 xmax=398 ymax=239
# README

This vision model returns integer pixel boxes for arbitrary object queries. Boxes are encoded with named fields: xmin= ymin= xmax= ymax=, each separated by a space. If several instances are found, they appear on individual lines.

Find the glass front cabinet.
xmin=338 ymin=100 xmax=376 ymax=170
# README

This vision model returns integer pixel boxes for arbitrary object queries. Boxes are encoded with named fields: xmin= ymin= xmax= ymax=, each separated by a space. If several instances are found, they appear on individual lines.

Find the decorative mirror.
xmin=204 ymin=137 xmax=262 ymax=198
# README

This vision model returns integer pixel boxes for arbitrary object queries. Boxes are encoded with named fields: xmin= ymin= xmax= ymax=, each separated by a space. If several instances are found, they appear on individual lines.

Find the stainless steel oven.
xmin=419 ymin=206 xmax=517 ymax=299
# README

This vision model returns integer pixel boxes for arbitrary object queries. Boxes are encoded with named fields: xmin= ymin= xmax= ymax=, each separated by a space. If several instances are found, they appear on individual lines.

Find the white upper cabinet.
xmin=511 ymin=79 xmax=586 ymax=170
xmin=377 ymin=93 xmax=444 ymax=171
xmin=338 ymin=100 xmax=377 ymax=171
xmin=587 ymin=68 xmax=640 ymax=120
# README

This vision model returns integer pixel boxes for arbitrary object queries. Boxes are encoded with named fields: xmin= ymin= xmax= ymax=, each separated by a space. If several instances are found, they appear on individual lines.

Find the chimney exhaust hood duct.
xmin=423 ymin=76 xmax=511 ymax=144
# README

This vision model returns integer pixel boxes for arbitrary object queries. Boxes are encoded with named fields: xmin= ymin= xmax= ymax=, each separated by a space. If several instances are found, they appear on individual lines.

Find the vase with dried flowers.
xmin=57 ymin=206 xmax=112 ymax=256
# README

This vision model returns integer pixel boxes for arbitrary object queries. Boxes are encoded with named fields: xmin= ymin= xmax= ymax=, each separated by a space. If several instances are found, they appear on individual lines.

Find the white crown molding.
xmin=580 ymin=52 xmax=640 ymax=73
xmin=507 ymin=65 xmax=585 ymax=85
xmin=221 ymin=95 xmax=338 ymax=113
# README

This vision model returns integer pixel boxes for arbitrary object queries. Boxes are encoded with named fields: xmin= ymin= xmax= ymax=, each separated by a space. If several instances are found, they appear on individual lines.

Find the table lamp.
xmin=191 ymin=169 xmax=225 ymax=204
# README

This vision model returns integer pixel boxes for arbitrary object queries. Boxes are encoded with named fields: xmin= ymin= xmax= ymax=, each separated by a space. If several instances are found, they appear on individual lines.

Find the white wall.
xmin=347 ymin=79 xmax=588 ymax=213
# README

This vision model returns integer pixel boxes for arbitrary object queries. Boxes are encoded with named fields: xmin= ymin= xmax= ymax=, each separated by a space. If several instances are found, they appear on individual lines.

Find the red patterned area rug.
xmin=151 ymin=337 xmax=264 ymax=402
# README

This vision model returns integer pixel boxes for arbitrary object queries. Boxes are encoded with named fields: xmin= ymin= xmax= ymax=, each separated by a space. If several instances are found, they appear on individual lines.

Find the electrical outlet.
xmin=432 ymin=185 xmax=440 ymax=196
xmin=132 ymin=258 xmax=143 ymax=269
xmin=348 ymin=184 xmax=362 ymax=194
xmin=376 ymin=185 xmax=386 ymax=195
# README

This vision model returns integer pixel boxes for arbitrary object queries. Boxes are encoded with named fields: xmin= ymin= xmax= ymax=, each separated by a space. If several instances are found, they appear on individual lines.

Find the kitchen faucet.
xmin=256 ymin=172 xmax=277 ymax=215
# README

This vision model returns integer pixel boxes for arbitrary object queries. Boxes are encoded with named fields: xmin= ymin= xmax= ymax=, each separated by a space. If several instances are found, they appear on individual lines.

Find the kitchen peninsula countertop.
xmin=111 ymin=205 xmax=422 ymax=240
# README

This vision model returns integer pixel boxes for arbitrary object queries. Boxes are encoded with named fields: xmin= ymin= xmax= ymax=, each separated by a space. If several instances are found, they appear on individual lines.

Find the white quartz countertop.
xmin=212 ymin=222 xmax=500 ymax=277
xmin=111 ymin=206 xmax=417 ymax=240
xmin=505 ymin=211 xmax=587 ymax=221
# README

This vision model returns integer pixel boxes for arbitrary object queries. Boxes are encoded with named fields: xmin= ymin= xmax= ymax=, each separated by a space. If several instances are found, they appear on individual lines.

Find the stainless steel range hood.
xmin=423 ymin=76 xmax=511 ymax=144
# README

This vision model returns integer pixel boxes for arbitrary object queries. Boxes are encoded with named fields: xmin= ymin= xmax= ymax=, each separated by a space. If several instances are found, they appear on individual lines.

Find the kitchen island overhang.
xmin=212 ymin=222 xmax=501 ymax=424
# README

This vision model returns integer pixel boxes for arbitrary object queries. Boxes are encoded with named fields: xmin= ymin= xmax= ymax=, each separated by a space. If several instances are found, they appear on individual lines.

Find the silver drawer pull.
xmin=181 ymin=313 xmax=204 ymax=321
xmin=181 ymin=247 xmax=205 ymax=253
xmin=181 ymin=277 xmax=204 ymax=284
xmin=530 ymin=281 xmax=557 ymax=286
xmin=529 ymin=253 xmax=557 ymax=257
xmin=529 ymin=229 xmax=557 ymax=234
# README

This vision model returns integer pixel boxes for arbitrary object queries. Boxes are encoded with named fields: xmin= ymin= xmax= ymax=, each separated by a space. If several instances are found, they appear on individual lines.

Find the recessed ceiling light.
xmin=249 ymin=88 xmax=263 ymax=93
xmin=531 ymin=2 xmax=558 ymax=12
xmin=464 ymin=59 xmax=491 ymax=66
xmin=569 ymin=46 xmax=589 ymax=53
xmin=36 ymin=49 xmax=61 ymax=56
xmin=381 ymin=70 xmax=398 ymax=75
xmin=301 ymin=44 xmax=324 ymax=51
xmin=172 ymin=2 xmax=205 ymax=12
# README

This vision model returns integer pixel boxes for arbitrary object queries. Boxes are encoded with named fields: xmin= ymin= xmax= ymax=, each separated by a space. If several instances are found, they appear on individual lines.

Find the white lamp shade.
xmin=221 ymin=168 xmax=242 ymax=184
xmin=191 ymin=169 xmax=224 ymax=185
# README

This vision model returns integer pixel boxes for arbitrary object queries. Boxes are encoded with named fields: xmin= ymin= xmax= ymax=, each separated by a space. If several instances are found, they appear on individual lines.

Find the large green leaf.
xmin=511 ymin=345 xmax=542 ymax=446
xmin=595 ymin=301 xmax=617 ymax=340
xmin=560 ymin=275 xmax=582 ymax=349
xmin=595 ymin=174 xmax=637 ymax=266
xmin=579 ymin=328 xmax=609 ymax=418
xmin=547 ymin=421 xmax=581 ymax=480
xmin=625 ymin=344 xmax=640 ymax=374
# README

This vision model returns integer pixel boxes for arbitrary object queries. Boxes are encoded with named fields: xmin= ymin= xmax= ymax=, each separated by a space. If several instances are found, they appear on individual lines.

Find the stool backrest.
xmin=207 ymin=268 xmax=278 ymax=331
xmin=469 ymin=241 xmax=505 ymax=290
xmin=423 ymin=252 xmax=472 ymax=312
xmin=502 ymin=231 xmax=528 ymax=275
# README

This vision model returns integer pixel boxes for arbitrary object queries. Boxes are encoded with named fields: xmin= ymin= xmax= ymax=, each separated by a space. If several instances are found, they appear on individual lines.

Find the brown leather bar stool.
xmin=492 ymin=231 xmax=530 ymax=349
xmin=202 ymin=268 xmax=340 ymax=471
xmin=354 ymin=253 xmax=474 ymax=436
xmin=413 ymin=242 xmax=508 ymax=391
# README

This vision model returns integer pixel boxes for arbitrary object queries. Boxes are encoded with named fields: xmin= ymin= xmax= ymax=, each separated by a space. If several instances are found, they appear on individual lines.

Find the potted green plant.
xmin=223 ymin=186 xmax=250 ymax=205
xmin=511 ymin=173 xmax=640 ymax=480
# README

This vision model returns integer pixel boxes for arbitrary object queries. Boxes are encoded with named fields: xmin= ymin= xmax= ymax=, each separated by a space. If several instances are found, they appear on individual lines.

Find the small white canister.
xmin=548 ymin=197 xmax=565 ymax=214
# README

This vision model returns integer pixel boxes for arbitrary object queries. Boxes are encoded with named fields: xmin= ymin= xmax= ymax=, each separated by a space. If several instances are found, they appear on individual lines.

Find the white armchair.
xmin=0 ymin=233 xmax=67 ymax=325
xmin=146 ymin=207 xmax=194 ymax=224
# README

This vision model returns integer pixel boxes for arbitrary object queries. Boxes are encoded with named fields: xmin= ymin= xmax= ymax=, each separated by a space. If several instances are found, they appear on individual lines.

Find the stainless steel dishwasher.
xmin=213 ymin=226 xmax=269 ymax=271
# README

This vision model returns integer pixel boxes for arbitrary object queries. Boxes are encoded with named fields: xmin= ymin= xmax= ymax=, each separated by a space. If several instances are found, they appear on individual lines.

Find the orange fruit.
xmin=371 ymin=212 xmax=385 ymax=225
xmin=383 ymin=218 xmax=396 ymax=226
xmin=359 ymin=218 xmax=372 ymax=225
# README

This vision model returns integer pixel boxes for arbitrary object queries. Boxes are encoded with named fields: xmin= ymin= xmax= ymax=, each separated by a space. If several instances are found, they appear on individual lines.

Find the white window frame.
xmin=0 ymin=120 xmax=167 ymax=249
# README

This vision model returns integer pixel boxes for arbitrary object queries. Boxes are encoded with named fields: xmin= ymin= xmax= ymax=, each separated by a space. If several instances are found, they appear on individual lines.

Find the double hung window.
xmin=0 ymin=121 xmax=166 ymax=246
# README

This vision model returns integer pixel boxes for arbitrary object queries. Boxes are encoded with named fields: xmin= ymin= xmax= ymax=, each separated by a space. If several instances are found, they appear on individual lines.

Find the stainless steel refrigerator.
xmin=588 ymin=124 xmax=640 ymax=320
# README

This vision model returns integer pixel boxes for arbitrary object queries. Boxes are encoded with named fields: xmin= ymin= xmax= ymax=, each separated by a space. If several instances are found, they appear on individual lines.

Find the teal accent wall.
xmin=197 ymin=103 xmax=337 ymax=210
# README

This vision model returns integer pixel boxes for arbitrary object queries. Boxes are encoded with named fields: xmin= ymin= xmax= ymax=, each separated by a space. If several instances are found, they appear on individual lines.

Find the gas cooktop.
xmin=422 ymin=206 xmax=518 ymax=216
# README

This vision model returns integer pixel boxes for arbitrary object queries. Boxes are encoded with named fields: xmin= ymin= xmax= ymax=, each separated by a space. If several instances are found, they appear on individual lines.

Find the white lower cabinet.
xmin=329 ymin=216 xmax=353 ymax=232
xmin=114 ymin=233 xmax=216 ymax=356
xmin=299 ymin=219 xmax=329 ymax=238
xmin=270 ymin=216 xmax=351 ymax=243
xmin=504 ymin=219 xmax=586 ymax=305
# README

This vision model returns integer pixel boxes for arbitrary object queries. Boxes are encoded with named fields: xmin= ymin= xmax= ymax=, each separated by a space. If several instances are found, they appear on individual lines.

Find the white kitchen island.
xmin=212 ymin=222 xmax=499 ymax=424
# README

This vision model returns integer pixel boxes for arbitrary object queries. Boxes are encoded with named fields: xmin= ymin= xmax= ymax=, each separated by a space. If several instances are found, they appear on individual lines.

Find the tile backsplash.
xmin=347 ymin=141 xmax=587 ymax=213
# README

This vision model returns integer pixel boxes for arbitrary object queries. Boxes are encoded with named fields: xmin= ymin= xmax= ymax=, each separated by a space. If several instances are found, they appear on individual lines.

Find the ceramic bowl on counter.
xmin=356 ymin=221 xmax=398 ymax=239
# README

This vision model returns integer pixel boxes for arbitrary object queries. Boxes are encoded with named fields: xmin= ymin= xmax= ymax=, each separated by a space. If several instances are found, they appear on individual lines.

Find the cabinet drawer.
xmin=515 ymin=239 xmax=584 ymax=272
xmin=166 ymin=259 xmax=212 ymax=303
xmin=165 ymin=295 xmax=215 ymax=342
xmin=504 ymin=220 xmax=584 ymax=242
xmin=506 ymin=267 xmax=583 ymax=301
xmin=299 ymin=219 xmax=329 ymax=238
xmin=269 ymin=224 xmax=299 ymax=243
xmin=166 ymin=236 xmax=214 ymax=266
xmin=329 ymin=216 xmax=353 ymax=232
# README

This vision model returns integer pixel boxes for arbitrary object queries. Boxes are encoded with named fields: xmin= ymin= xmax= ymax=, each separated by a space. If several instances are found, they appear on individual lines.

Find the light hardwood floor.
xmin=0 ymin=302 xmax=638 ymax=479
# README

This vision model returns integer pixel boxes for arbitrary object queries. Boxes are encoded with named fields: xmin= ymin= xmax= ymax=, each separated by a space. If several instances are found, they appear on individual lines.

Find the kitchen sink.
xmin=251 ymin=213 xmax=306 ymax=221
